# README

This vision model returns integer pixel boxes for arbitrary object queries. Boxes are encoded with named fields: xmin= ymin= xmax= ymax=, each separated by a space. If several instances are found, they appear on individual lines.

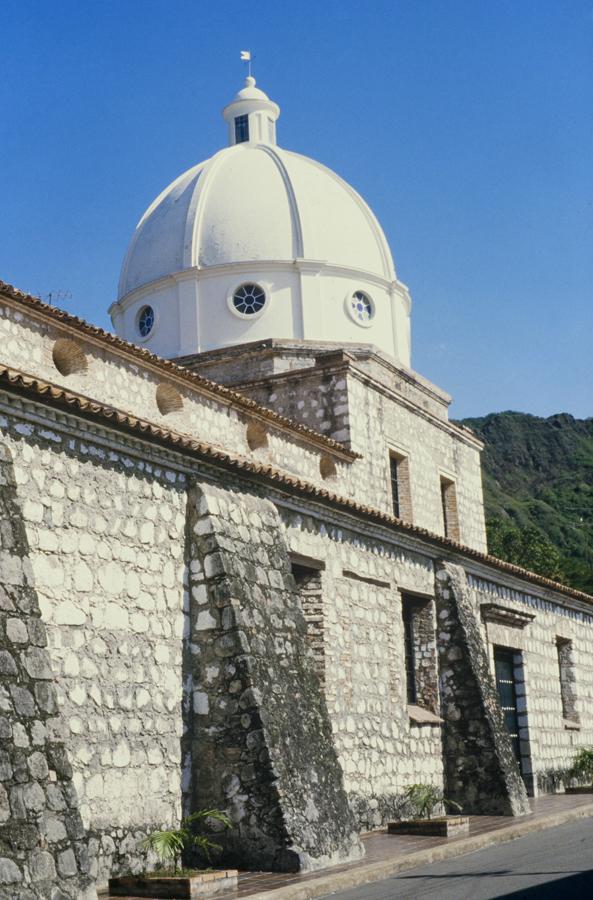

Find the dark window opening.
xmin=440 ymin=476 xmax=460 ymax=541
xmin=292 ymin=562 xmax=325 ymax=686
xmin=389 ymin=452 xmax=412 ymax=522
xmin=235 ymin=114 xmax=250 ymax=143
xmin=390 ymin=455 xmax=400 ymax=518
xmin=402 ymin=603 xmax=417 ymax=704
xmin=557 ymin=638 xmax=578 ymax=723
xmin=494 ymin=647 xmax=522 ymax=770
xmin=401 ymin=593 xmax=439 ymax=713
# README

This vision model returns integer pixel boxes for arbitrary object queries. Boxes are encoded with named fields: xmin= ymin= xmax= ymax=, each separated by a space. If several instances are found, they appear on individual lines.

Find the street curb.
xmin=242 ymin=801 xmax=593 ymax=899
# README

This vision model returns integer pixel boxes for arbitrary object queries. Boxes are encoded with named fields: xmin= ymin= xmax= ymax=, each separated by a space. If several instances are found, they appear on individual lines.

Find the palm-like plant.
xmin=141 ymin=809 xmax=232 ymax=874
xmin=404 ymin=784 xmax=462 ymax=820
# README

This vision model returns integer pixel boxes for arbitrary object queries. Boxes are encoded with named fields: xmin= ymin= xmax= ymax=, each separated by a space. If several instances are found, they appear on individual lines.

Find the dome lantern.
xmin=222 ymin=76 xmax=280 ymax=146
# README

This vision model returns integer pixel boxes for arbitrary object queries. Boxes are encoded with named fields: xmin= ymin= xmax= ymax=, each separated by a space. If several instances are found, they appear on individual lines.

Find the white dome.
xmin=118 ymin=145 xmax=395 ymax=299
xmin=111 ymin=78 xmax=411 ymax=366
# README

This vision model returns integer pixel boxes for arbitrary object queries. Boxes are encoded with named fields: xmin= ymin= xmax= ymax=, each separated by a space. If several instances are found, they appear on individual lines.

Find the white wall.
xmin=112 ymin=264 xmax=411 ymax=366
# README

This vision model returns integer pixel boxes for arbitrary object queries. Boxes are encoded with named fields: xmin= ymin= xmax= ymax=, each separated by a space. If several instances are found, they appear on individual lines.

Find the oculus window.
xmin=232 ymin=283 xmax=267 ymax=316
xmin=350 ymin=291 xmax=375 ymax=325
xmin=138 ymin=305 xmax=155 ymax=338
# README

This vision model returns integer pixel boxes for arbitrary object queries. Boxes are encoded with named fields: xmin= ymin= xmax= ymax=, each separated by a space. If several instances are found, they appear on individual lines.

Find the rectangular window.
xmin=390 ymin=454 xmax=400 ymax=518
xmin=292 ymin=562 xmax=325 ymax=686
xmin=440 ymin=475 xmax=460 ymax=541
xmin=235 ymin=114 xmax=250 ymax=143
xmin=401 ymin=593 xmax=439 ymax=714
xmin=389 ymin=451 xmax=412 ymax=522
xmin=402 ymin=601 xmax=417 ymax=704
xmin=556 ymin=638 xmax=578 ymax=723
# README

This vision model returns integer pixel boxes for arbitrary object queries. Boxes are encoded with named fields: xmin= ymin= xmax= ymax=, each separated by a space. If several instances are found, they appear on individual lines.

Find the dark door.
xmin=494 ymin=647 xmax=522 ymax=770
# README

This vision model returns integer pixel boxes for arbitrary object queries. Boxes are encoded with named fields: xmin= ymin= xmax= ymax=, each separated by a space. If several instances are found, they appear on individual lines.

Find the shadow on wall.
xmin=0 ymin=443 xmax=95 ymax=899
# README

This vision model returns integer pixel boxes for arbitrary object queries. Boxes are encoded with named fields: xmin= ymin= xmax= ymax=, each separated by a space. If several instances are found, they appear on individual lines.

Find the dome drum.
xmin=111 ymin=261 xmax=410 ymax=361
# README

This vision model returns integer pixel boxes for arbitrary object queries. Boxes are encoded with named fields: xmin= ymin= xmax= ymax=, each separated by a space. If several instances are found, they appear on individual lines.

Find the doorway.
xmin=493 ymin=646 xmax=523 ymax=772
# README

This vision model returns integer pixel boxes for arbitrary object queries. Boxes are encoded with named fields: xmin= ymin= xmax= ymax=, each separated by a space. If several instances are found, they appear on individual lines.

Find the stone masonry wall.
xmin=185 ymin=482 xmax=363 ymax=872
xmin=0 ymin=299 xmax=344 ymax=494
xmin=435 ymin=562 xmax=530 ymax=816
xmin=0 ymin=445 xmax=96 ymax=899
xmin=0 ymin=394 xmax=188 ymax=888
xmin=468 ymin=575 xmax=593 ymax=790
xmin=347 ymin=376 xmax=487 ymax=551
xmin=280 ymin=507 xmax=445 ymax=829
xmin=1 ymin=366 xmax=593 ymax=893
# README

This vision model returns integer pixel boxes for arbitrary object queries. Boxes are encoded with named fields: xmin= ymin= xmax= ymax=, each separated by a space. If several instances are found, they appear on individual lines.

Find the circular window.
xmin=138 ymin=305 xmax=155 ymax=338
xmin=349 ymin=291 xmax=374 ymax=325
xmin=232 ymin=283 xmax=266 ymax=316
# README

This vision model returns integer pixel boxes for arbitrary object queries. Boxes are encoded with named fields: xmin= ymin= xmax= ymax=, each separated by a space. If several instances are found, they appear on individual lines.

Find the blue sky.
xmin=1 ymin=0 xmax=591 ymax=419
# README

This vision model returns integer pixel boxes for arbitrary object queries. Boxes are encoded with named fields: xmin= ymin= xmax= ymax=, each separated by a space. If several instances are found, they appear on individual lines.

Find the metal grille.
xmin=403 ymin=605 xmax=417 ymax=704
xmin=494 ymin=648 xmax=521 ymax=767
xmin=390 ymin=455 xmax=400 ymax=518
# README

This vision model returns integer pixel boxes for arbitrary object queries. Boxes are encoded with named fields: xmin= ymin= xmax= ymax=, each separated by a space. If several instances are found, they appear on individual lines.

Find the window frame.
xmin=439 ymin=473 xmax=460 ymax=541
xmin=400 ymin=591 xmax=440 ymax=717
xmin=234 ymin=114 xmax=250 ymax=144
xmin=227 ymin=282 xmax=269 ymax=320
xmin=388 ymin=448 xmax=413 ymax=523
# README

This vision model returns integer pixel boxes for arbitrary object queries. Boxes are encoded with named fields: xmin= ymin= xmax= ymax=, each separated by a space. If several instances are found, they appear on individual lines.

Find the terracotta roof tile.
xmin=0 ymin=362 xmax=591 ymax=608
xmin=0 ymin=280 xmax=360 ymax=460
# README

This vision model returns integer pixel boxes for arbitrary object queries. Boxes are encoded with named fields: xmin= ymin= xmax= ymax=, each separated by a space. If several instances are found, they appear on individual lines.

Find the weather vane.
xmin=240 ymin=49 xmax=253 ymax=78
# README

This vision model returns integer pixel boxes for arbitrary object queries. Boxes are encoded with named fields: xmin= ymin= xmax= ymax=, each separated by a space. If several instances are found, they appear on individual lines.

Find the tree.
xmin=486 ymin=518 xmax=564 ymax=581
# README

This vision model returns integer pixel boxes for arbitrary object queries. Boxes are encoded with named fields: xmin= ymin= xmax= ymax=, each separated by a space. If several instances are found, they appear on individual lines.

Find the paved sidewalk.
xmin=98 ymin=793 xmax=593 ymax=900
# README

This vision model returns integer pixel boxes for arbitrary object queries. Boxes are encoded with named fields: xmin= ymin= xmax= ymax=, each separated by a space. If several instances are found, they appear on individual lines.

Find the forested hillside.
xmin=458 ymin=412 xmax=593 ymax=595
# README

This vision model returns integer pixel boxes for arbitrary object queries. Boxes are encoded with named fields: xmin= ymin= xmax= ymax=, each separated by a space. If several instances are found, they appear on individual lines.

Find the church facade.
xmin=0 ymin=77 xmax=592 ymax=899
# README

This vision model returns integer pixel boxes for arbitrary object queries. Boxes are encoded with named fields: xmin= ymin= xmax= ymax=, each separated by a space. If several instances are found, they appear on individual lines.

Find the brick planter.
xmin=108 ymin=869 xmax=239 ymax=898
xmin=387 ymin=816 xmax=470 ymax=837
xmin=564 ymin=786 xmax=593 ymax=795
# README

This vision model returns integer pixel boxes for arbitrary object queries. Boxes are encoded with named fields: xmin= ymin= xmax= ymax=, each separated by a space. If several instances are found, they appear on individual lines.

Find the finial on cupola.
xmin=222 ymin=52 xmax=280 ymax=146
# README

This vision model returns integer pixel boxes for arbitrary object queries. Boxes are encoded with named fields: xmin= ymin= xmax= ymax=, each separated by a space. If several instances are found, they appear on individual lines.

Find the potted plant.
xmin=387 ymin=784 xmax=469 ymax=837
xmin=565 ymin=748 xmax=593 ymax=794
xmin=109 ymin=809 xmax=237 ymax=898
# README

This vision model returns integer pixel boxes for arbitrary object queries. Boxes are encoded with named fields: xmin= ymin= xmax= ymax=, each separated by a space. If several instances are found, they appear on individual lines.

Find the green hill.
xmin=458 ymin=412 xmax=593 ymax=595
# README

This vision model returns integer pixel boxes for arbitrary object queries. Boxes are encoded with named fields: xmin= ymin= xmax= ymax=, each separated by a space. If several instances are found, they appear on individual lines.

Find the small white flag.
xmin=240 ymin=50 xmax=251 ymax=61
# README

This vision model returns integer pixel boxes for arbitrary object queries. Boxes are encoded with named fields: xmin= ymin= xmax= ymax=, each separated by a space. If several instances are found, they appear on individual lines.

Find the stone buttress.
xmin=183 ymin=481 xmax=363 ymax=872
xmin=435 ymin=562 xmax=530 ymax=816
xmin=0 ymin=446 xmax=96 ymax=899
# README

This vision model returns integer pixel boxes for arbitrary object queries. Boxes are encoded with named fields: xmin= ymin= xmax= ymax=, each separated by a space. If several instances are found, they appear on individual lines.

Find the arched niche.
xmin=156 ymin=383 xmax=184 ymax=416
xmin=52 ymin=339 xmax=88 ymax=377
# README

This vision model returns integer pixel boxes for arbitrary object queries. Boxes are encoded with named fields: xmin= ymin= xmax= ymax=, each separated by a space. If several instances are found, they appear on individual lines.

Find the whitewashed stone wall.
xmin=469 ymin=575 xmax=593 ymax=790
xmin=346 ymin=376 xmax=487 ymax=551
xmin=0 ymin=298 xmax=486 ymax=544
xmin=224 ymin=345 xmax=488 ymax=553
xmin=282 ymin=509 xmax=444 ymax=827
xmin=0 ymin=363 xmax=592 ymax=888
xmin=0 ymin=395 xmax=188 ymax=888
xmin=0 ymin=300 xmax=348 ymax=492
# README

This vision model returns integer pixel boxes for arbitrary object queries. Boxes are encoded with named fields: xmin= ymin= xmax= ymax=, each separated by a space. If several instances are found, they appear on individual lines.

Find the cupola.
xmin=222 ymin=76 xmax=280 ymax=146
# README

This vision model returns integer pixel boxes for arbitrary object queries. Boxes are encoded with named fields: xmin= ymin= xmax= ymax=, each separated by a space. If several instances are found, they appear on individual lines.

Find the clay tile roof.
xmin=0 ymin=361 xmax=591 ymax=608
xmin=0 ymin=280 xmax=360 ymax=461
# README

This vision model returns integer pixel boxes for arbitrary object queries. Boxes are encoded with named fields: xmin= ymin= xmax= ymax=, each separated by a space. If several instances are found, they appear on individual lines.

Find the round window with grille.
xmin=350 ymin=291 xmax=374 ymax=324
xmin=138 ymin=305 xmax=155 ymax=337
xmin=232 ymin=283 xmax=267 ymax=316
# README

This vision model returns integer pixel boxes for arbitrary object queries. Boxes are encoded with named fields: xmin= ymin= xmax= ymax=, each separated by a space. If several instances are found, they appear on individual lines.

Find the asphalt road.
xmin=321 ymin=817 xmax=593 ymax=899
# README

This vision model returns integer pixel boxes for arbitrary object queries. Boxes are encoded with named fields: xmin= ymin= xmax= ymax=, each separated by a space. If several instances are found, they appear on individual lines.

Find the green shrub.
xmin=404 ymin=784 xmax=461 ymax=820
xmin=141 ymin=809 xmax=232 ymax=873
xmin=570 ymin=748 xmax=593 ymax=787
